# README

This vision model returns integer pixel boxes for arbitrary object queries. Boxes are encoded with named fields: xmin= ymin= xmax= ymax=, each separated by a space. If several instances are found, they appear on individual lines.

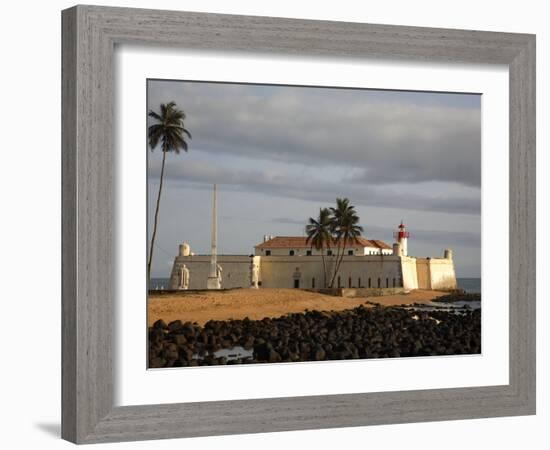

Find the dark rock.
xmin=268 ymin=349 xmax=281 ymax=363
xmin=182 ymin=322 xmax=196 ymax=337
xmin=173 ymin=334 xmax=187 ymax=346
xmin=149 ymin=328 xmax=164 ymax=344
xmin=254 ymin=342 xmax=270 ymax=361
xmin=242 ymin=336 xmax=255 ymax=350
xmin=149 ymin=357 xmax=165 ymax=368
xmin=168 ymin=320 xmax=184 ymax=332
xmin=313 ymin=347 xmax=326 ymax=361
xmin=162 ymin=343 xmax=179 ymax=360
xmin=153 ymin=319 xmax=167 ymax=330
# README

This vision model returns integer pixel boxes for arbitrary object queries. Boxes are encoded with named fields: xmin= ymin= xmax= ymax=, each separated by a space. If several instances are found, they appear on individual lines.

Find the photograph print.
xmin=147 ymin=79 xmax=482 ymax=369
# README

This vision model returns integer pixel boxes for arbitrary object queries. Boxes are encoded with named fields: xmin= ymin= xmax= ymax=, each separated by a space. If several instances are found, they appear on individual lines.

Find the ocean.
xmin=150 ymin=278 xmax=170 ymax=290
xmin=150 ymin=277 xmax=481 ymax=293
xmin=456 ymin=278 xmax=481 ymax=294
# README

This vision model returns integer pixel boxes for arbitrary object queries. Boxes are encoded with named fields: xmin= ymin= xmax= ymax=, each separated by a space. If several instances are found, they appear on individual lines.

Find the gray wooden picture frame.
xmin=61 ymin=5 xmax=536 ymax=444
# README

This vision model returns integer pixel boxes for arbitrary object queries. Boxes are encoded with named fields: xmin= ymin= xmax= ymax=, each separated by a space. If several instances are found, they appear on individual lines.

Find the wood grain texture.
xmin=61 ymin=7 xmax=77 ymax=443
xmin=61 ymin=5 xmax=536 ymax=444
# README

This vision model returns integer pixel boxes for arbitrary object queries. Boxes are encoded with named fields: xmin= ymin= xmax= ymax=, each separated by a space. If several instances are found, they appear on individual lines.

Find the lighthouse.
xmin=393 ymin=221 xmax=410 ymax=256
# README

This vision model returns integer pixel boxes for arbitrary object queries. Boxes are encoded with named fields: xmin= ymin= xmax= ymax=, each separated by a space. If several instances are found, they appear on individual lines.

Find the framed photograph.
xmin=62 ymin=5 xmax=536 ymax=444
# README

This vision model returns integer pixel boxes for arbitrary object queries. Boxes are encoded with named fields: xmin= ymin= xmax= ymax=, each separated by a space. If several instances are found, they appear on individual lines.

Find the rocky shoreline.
xmin=430 ymin=292 xmax=481 ymax=303
xmin=148 ymin=302 xmax=481 ymax=368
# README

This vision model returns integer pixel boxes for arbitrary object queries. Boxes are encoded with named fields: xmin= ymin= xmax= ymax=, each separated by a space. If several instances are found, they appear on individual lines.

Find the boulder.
xmin=153 ymin=319 xmax=167 ymax=330
xmin=168 ymin=320 xmax=184 ymax=332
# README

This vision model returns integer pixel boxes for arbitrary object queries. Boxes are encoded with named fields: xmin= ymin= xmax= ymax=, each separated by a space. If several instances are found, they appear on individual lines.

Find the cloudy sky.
xmin=147 ymin=79 xmax=481 ymax=279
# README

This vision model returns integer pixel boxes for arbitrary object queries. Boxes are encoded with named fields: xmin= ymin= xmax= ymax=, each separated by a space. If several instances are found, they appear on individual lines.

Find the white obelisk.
xmin=206 ymin=184 xmax=221 ymax=289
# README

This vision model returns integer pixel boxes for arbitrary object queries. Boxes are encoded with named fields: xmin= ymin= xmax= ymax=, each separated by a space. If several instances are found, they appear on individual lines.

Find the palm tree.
xmin=305 ymin=208 xmax=332 ymax=288
xmin=328 ymin=198 xmax=363 ymax=288
xmin=147 ymin=102 xmax=191 ymax=282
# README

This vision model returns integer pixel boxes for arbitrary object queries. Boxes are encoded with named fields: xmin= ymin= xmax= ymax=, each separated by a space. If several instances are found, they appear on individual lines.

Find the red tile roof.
xmin=255 ymin=236 xmax=392 ymax=250
xmin=370 ymin=239 xmax=393 ymax=250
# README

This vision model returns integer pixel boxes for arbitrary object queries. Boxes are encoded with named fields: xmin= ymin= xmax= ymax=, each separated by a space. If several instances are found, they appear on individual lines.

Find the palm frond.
xmin=148 ymin=110 xmax=162 ymax=121
xmin=148 ymin=101 xmax=191 ymax=154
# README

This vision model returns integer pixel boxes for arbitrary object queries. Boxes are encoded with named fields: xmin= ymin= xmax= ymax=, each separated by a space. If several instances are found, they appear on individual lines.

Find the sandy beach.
xmin=147 ymin=288 xmax=447 ymax=326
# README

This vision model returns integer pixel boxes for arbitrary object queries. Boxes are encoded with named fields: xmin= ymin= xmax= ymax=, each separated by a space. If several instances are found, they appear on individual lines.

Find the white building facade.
xmin=167 ymin=225 xmax=457 ymax=291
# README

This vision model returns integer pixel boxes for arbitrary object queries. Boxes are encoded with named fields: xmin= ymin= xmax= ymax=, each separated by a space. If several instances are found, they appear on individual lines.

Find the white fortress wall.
xmin=169 ymin=255 xmax=405 ymax=290
xmin=427 ymin=257 xmax=457 ymax=290
xmin=334 ymin=256 xmax=403 ymax=289
xmin=169 ymin=255 xmax=252 ymax=290
xmin=260 ymin=255 xmax=404 ymax=289
xmin=258 ymin=256 xmax=327 ymax=289
xmin=414 ymin=255 xmax=457 ymax=290
xmin=400 ymin=256 xmax=419 ymax=290
xmin=415 ymin=258 xmax=431 ymax=289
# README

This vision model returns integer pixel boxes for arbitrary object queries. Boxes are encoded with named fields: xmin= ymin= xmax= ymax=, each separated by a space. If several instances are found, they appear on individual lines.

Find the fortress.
xmin=167 ymin=186 xmax=457 ymax=292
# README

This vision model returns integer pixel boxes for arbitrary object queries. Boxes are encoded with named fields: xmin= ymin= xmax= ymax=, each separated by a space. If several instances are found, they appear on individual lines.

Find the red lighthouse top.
xmin=394 ymin=221 xmax=410 ymax=240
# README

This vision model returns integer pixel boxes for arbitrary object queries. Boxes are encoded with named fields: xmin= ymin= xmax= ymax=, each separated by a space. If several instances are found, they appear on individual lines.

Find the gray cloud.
xmin=271 ymin=217 xmax=308 ymax=225
xmin=148 ymin=81 xmax=481 ymax=187
xmin=364 ymin=224 xmax=480 ymax=248
xmin=149 ymin=157 xmax=481 ymax=215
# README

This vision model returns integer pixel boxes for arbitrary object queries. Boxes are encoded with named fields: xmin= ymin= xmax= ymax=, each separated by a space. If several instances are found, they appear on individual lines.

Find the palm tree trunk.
xmin=336 ymin=237 xmax=348 ymax=276
xmin=147 ymin=150 xmax=167 ymax=283
xmin=328 ymin=238 xmax=342 ymax=287
xmin=330 ymin=237 xmax=348 ymax=288
xmin=321 ymin=249 xmax=327 ymax=288
xmin=328 ymin=242 xmax=338 ymax=288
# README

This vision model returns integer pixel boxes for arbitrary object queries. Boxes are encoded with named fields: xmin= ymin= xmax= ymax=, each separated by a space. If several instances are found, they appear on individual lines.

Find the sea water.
xmin=150 ymin=278 xmax=170 ymax=290
xmin=457 ymin=278 xmax=481 ymax=294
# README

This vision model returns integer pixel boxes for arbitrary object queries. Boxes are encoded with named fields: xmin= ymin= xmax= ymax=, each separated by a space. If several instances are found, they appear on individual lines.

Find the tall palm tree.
xmin=305 ymin=208 xmax=332 ymax=288
xmin=147 ymin=102 xmax=191 ymax=282
xmin=328 ymin=198 xmax=363 ymax=288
